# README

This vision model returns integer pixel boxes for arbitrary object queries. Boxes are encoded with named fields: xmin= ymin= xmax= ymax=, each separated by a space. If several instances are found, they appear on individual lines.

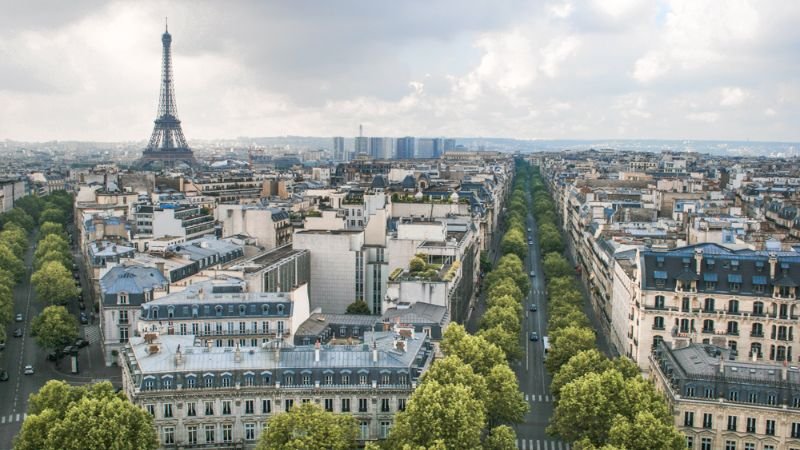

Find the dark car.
xmin=529 ymin=304 xmax=538 ymax=312
xmin=80 ymin=315 xmax=89 ymax=325
xmin=529 ymin=332 xmax=539 ymax=341
xmin=74 ymin=338 xmax=89 ymax=348
xmin=13 ymin=328 xmax=23 ymax=338
xmin=0 ymin=341 xmax=5 ymax=351
xmin=0 ymin=370 xmax=8 ymax=381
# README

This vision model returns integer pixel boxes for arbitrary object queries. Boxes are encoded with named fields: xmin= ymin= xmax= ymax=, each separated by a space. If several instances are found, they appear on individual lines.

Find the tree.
xmin=31 ymin=306 xmax=79 ymax=351
xmin=440 ymin=324 xmax=506 ymax=376
xmin=543 ymin=252 xmax=573 ymax=279
xmin=484 ymin=425 xmax=518 ymax=450
xmin=548 ymin=306 xmax=590 ymax=334
xmin=387 ymin=380 xmax=485 ymax=450
xmin=500 ymin=228 xmax=527 ymax=260
xmin=256 ymin=403 xmax=357 ymax=450
xmin=31 ymin=260 xmax=79 ymax=305
xmin=34 ymin=250 xmax=72 ymax=271
xmin=0 ymin=242 xmax=24 ymax=281
xmin=409 ymin=256 xmax=426 ymax=272
xmin=34 ymin=234 xmax=70 ymax=262
xmin=421 ymin=356 xmax=487 ymax=400
xmin=607 ymin=411 xmax=685 ymax=450
xmin=39 ymin=221 xmax=65 ymax=238
xmin=14 ymin=196 xmax=44 ymax=223
xmin=16 ymin=381 xmax=157 ymax=450
xmin=39 ymin=208 xmax=66 ymax=226
xmin=486 ymin=254 xmax=530 ymax=294
xmin=345 ymin=300 xmax=371 ymax=315
xmin=2 ymin=207 xmax=34 ymax=231
xmin=484 ymin=363 xmax=528 ymax=425
xmin=545 ymin=326 xmax=596 ymax=375
xmin=42 ymin=396 xmax=158 ymax=450
xmin=480 ymin=305 xmax=521 ymax=335
xmin=551 ymin=349 xmax=610 ymax=399
xmin=487 ymin=279 xmax=523 ymax=304
xmin=0 ymin=224 xmax=28 ymax=258
xmin=486 ymin=294 xmax=522 ymax=316
xmin=478 ymin=326 xmax=522 ymax=363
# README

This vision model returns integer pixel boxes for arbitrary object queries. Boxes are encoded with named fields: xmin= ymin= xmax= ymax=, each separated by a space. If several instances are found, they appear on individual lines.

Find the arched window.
xmin=728 ymin=299 xmax=739 ymax=313
xmin=752 ymin=322 xmax=764 ymax=337
xmin=239 ymin=305 xmax=246 ymax=316
xmin=727 ymin=321 xmax=739 ymax=335
xmin=702 ymin=319 xmax=715 ymax=333
xmin=277 ymin=304 xmax=285 ymax=315
xmin=653 ymin=316 xmax=665 ymax=330
xmin=652 ymin=335 xmax=664 ymax=349
xmin=262 ymin=304 xmax=270 ymax=316
xmin=215 ymin=305 xmax=223 ymax=317
xmin=703 ymin=298 xmax=715 ymax=312
xmin=654 ymin=295 xmax=665 ymax=309
xmin=753 ymin=301 xmax=764 ymax=315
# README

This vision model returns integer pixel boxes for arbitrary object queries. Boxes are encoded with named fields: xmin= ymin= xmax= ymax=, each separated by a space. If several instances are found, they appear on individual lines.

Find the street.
xmin=0 ymin=227 xmax=120 ymax=449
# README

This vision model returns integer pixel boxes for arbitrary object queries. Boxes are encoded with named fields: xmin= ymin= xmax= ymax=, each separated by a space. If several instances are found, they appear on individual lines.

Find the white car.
xmin=23 ymin=365 xmax=34 ymax=375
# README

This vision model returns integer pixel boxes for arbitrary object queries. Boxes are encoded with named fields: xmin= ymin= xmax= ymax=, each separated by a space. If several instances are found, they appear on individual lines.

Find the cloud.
xmin=0 ymin=0 xmax=797 ymax=142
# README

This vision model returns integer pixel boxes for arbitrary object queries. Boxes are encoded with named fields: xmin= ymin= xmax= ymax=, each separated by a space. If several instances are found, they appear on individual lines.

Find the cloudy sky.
xmin=1 ymin=0 xmax=798 ymax=142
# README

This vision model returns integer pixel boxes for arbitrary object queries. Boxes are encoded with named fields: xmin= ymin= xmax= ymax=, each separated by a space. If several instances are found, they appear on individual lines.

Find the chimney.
xmin=314 ymin=340 xmax=320 ymax=363
xmin=273 ymin=341 xmax=281 ymax=362
xmin=769 ymin=253 xmax=777 ymax=280
xmin=234 ymin=344 xmax=242 ymax=363
xmin=372 ymin=341 xmax=378 ymax=363
xmin=694 ymin=248 xmax=703 ymax=275
xmin=175 ymin=344 xmax=183 ymax=366
xmin=156 ymin=261 xmax=166 ymax=277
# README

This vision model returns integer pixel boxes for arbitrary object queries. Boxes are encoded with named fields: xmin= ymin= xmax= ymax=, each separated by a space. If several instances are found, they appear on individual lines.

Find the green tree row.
xmin=529 ymin=168 xmax=684 ymax=449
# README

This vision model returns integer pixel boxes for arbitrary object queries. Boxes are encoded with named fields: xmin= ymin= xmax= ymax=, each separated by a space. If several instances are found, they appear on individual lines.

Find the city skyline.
xmin=1 ymin=1 xmax=798 ymax=143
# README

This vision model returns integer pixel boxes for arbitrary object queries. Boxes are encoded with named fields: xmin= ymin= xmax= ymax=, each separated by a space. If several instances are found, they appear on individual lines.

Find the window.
xmin=222 ymin=400 xmax=231 ymax=415
xmin=653 ymin=316 xmax=665 ymax=330
xmin=686 ymin=437 xmax=693 ymax=449
xmin=163 ymin=427 xmax=175 ymax=445
xmin=682 ymin=297 xmax=691 ymax=312
xmin=381 ymin=374 xmax=391 ymax=385
xmin=768 ymin=394 xmax=777 ymax=405
xmin=179 ymin=323 xmax=187 ymax=335
xmin=655 ymin=295 xmax=666 ymax=309
xmin=398 ymin=398 xmax=406 ymax=411
xmin=205 ymin=377 xmax=214 ymax=388
xmin=146 ymin=404 xmax=155 ymax=416
xmin=724 ymin=441 xmax=736 ymax=450
xmin=793 ymin=422 xmax=800 ymax=438
xmin=700 ymin=438 xmax=712 ymax=450
xmin=187 ymin=426 xmax=197 ymax=445
xmin=359 ymin=374 xmax=368 ymax=385
xmin=702 ymin=319 xmax=715 ymax=333
xmin=205 ymin=424 xmax=215 ymax=443
xmin=744 ymin=444 xmax=754 ymax=450
xmin=302 ymin=375 xmax=311 ymax=385
xmin=764 ymin=446 xmax=774 ymax=450
xmin=360 ymin=421 xmax=369 ymax=440
xmin=728 ymin=299 xmax=739 ymax=313
xmin=753 ymin=302 xmax=764 ymax=315
xmin=704 ymin=298 xmax=715 ymax=312
xmin=748 ymin=392 xmax=758 ymax=403
xmin=766 ymin=419 xmax=776 ymax=435
xmin=341 ymin=399 xmax=351 ymax=412
xmin=302 ymin=398 xmax=311 ymax=404
xmin=727 ymin=415 xmax=737 ymax=431
xmin=342 ymin=375 xmax=350 ymax=385
xmin=325 ymin=374 xmax=333 ymax=385
xmin=284 ymin=375 xmax=294 ymax=386
xmin=187 ymin=377 xmax=196 ymax=388
xmin=163 ymin=403 xmax=173 ymax=418
xmin=244 ymin=375 xmax=254 ymax=387
xmin=746 ymin=417 xmax=756 ymax=433
xmin=380 ymin=421 xmax=391 ymax=439
xmin=284 ymin=399 xmax=294 ymax=412
xmin=205 ymin=401 xmax=214 ymax=416
xmin=704 ymin=387 xmax=714 ymax=398
xmin=186 ymin=401 xmax=197 ymax=416
xmin=359 ymin=398 xmax=368 ymax=412
xmin=324 ymin=398 xmax=334 ymax=412
xmin=703 ymin=413 xmax=713 ymax=429
xmin=399 ymin=374 xmax=408 ymax=385
xmin=684 ymin=411 xmax=695 ymax=427
xmin=262 ymin=399 xmax=271 ymax=414
xmin=380 ymin=398 xmax=390 ymax=412
xmin=221 ymin=377 xmax=231 ymax=388
xmin=245 ymin=423 xmax=256 ymax=441
xmin=686 ymin=386 xmax=696 ymax=397
xmin=222 ymin=424 xmax=232 ymax=443
xmin=728 ymin=391 xmax=739 ymax=402
xmin=727 ymin=321 xmax=739 ymax=335
xmin=119 ymin=326 xmax=129 ymax=343
xmin=245 ymin=399 xmax=254 ymax=414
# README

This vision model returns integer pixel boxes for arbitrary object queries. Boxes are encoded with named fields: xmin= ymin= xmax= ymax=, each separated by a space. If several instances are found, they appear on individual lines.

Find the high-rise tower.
xmin=136 ymin=21 xmax=196 ymax=169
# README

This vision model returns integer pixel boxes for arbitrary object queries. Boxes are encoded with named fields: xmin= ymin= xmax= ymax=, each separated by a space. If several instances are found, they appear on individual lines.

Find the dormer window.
xmin=118 ymin=293 xmax=129 ymax=305
xmin=262 ymin=304 xmax=269 ymax=316
xmin=706 ymin=258 xmax=715 ymax=269
xmin=215 ymin=305 xmax=223 ymax=317
xmin=756 ymin=261 xmax=765 ymax=272
xmin=277 ymin=304 xmax=285 ymax=315
xmin=239 ymin=305 xmax=246 ymax=316
xmin=656 ymin=256 xmax=665 ymax=268
xmin=731 ymin=260 xmax=740 ymax=271
xmin=152 ymin=306 xmax=159 ymax=319
xmin=167 ymin=306 xmax=174 ymax=319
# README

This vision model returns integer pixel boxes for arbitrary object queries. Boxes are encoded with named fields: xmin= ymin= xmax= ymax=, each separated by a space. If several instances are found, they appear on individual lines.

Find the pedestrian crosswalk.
xmin=517 ymin=439 xmax=570 ymax=450
xmin=524 ymin=394 xmax=553 ymax=402
xmin=530 ymin=290 xmax=546 ymax=296
xmin=0 ymin=413 xmax=27 ymax=424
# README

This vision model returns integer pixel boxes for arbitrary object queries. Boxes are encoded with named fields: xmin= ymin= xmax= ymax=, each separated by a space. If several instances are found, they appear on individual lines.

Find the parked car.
xmin=528 ymin=240 xmax=533 ymax=245
xmin=15 ymin=313 xmax=23 ymax=322
xmin=0 ymin=370 xmax=8 ymax=381
xmin=13 ymin=328 xmax=23 ymax=338
xmin=529 ymin=332 xmax=539 ymax=341
xmin=0 ymin=341 xmax=5 ymax=350
xmin=79 ymin=313 xmax=89 ymax=325
xmin=530 ymin=271 xmax=535 ymax=277
xmin=23 ymin=365 xmax=34 ymax=375
xmin=74 ymin=338 xmax=89 ymax=348
xmin=529 ymin=304 xmax=538 ymax=312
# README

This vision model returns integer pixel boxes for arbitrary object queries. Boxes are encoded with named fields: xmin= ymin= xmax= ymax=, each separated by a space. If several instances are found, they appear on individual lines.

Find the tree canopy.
xmin=31 ymin=305 xmax=79 ymax=351
xmin=345 ymin=299 xmax=372 ymax=315
xmin=31 ymin=260 xmax=79 ymax=305
xmin=256 ymin=403 xmax=358 ymax=450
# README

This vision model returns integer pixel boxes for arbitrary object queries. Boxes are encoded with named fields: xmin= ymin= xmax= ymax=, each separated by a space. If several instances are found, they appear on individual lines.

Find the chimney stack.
xmin=175 ymin=344 xmax=183 ymax=366
xmin=234 ymin=344 xmax=241 ymax=363
xmin=372 ymin=341 xmax=378 ymax=363
xmin=273 ymin=340 xmax=281 ymax=362
xmin=314 ymin=340 xmax=320 ymax=363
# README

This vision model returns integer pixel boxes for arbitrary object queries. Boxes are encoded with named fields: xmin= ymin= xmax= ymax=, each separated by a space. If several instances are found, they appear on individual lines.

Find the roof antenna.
xmin=165 ymin=17 xmax=168 ymax=32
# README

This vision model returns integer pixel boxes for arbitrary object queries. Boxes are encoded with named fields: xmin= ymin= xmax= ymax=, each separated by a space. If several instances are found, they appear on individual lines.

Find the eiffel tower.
xmin=136 ymin=21 xmax=196 ymax=169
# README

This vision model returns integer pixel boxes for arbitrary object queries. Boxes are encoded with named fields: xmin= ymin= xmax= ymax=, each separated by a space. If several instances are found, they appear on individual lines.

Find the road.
xmin=513 ymin=190 xmax=571 ymax=450
xmin=0 ymin=226 xmax=120 ymax=449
